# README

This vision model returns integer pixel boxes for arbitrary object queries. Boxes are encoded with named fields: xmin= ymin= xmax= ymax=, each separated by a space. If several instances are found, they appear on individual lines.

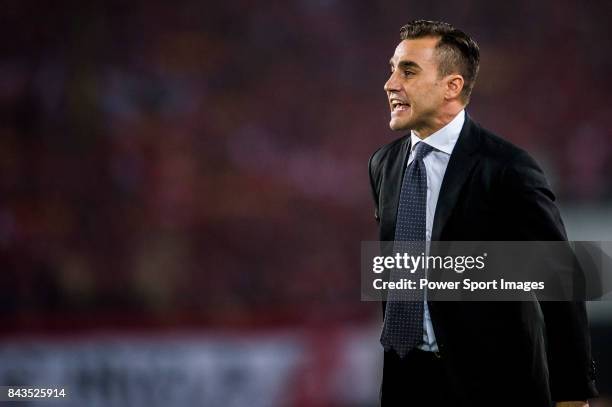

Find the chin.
xmin=389 ymin=118 xmax=411 ymax=132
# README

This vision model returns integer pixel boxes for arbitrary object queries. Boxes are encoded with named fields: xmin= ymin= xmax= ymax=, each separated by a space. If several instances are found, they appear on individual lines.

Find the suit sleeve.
xmin=500 ymin=150 xmax=598 ymax=401
xmin=369 ymin=148 xmax=389 ymax=313
xmin=368 ymin=148 xmax=382 ymax=224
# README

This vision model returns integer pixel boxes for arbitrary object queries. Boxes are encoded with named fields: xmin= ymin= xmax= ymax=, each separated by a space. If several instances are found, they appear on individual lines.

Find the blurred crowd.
xmin=1 ymin=0 xmax=611 ymax=331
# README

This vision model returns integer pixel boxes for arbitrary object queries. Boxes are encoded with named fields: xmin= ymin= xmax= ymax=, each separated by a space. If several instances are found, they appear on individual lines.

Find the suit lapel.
xmin=381 ymin=135 xmax=411 ymax=241
xmin=431 ymin=114 xmax=481 ymax=241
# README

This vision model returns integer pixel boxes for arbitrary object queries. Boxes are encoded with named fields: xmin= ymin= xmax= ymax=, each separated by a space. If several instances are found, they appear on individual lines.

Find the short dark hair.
xmin=400 ymin=20 xmax=480 ymax=102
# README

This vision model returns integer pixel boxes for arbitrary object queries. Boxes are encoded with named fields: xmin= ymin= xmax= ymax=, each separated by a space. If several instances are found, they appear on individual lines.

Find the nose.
xmin=384 ymin=71 xmax=400 ymax=93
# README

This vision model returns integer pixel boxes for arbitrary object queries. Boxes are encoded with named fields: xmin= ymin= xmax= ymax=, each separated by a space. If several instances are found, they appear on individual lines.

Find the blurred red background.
xmin=0 ymin=1 xmax=611 ymax=406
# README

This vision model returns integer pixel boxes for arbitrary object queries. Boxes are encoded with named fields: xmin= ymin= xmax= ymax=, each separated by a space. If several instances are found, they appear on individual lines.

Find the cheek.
xmin=420 ymin=86 xmax=444 ymax=108
xmin=407 ymin=82 xmax=430 ymax=105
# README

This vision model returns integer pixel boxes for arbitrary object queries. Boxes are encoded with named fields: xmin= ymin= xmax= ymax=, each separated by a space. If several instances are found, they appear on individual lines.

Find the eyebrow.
xmin=389 ymin=59 xmax=422 ymax=71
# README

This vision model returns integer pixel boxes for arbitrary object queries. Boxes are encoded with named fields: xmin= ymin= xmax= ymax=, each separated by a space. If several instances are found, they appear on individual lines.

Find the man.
xmin=368 ymin=20 xmax=597 ymax=406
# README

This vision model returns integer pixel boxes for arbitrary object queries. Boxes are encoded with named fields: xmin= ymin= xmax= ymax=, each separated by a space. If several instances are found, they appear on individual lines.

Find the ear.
xmin=445 ymin=75 xmax=464 ymax=100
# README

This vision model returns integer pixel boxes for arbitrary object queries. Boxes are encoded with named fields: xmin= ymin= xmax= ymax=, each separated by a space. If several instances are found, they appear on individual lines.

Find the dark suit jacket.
xmin=368 ymin=113 xmax=598 ymax=405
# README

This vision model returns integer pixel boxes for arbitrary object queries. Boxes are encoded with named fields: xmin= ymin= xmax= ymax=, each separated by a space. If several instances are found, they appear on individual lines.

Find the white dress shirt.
xmin=407 ymin=109 xmax=465 ymax=352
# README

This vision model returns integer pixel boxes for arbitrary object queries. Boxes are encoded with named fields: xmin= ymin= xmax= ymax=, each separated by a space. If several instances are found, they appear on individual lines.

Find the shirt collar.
xmin=410 ymin=109 xmax=465 ymax=155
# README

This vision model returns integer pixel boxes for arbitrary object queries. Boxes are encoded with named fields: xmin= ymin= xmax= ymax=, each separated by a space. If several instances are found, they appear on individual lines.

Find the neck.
xmin=412 ymin=105 xmax=464 ymax=139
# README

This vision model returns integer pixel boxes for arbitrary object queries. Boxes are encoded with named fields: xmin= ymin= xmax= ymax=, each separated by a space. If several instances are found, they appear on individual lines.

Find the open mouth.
xmin=390 ymin=100 xmax=410 ymax=112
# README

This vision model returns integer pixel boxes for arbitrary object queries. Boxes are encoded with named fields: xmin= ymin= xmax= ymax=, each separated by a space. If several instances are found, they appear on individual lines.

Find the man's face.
xmin=385 ymin=37 xmax=447 ymax=132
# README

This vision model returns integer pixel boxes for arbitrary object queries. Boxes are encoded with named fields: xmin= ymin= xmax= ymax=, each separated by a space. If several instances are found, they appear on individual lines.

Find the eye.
xmin=403 ymin=70 xmax=414 ymax=77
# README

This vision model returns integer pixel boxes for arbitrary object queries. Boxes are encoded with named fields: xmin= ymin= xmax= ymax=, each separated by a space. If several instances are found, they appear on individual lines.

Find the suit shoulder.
xmin=475 ymin=123 xmax=534 ymax=165
xmin=474 ymin=122 xmax=552 ymax=194
xmin=369 ymin=135 xmax=408 ymax=173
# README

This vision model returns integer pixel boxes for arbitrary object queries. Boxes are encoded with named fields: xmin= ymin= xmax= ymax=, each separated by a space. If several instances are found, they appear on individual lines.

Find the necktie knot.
xmin=414 ymin=142 xmax=434 ymax=161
